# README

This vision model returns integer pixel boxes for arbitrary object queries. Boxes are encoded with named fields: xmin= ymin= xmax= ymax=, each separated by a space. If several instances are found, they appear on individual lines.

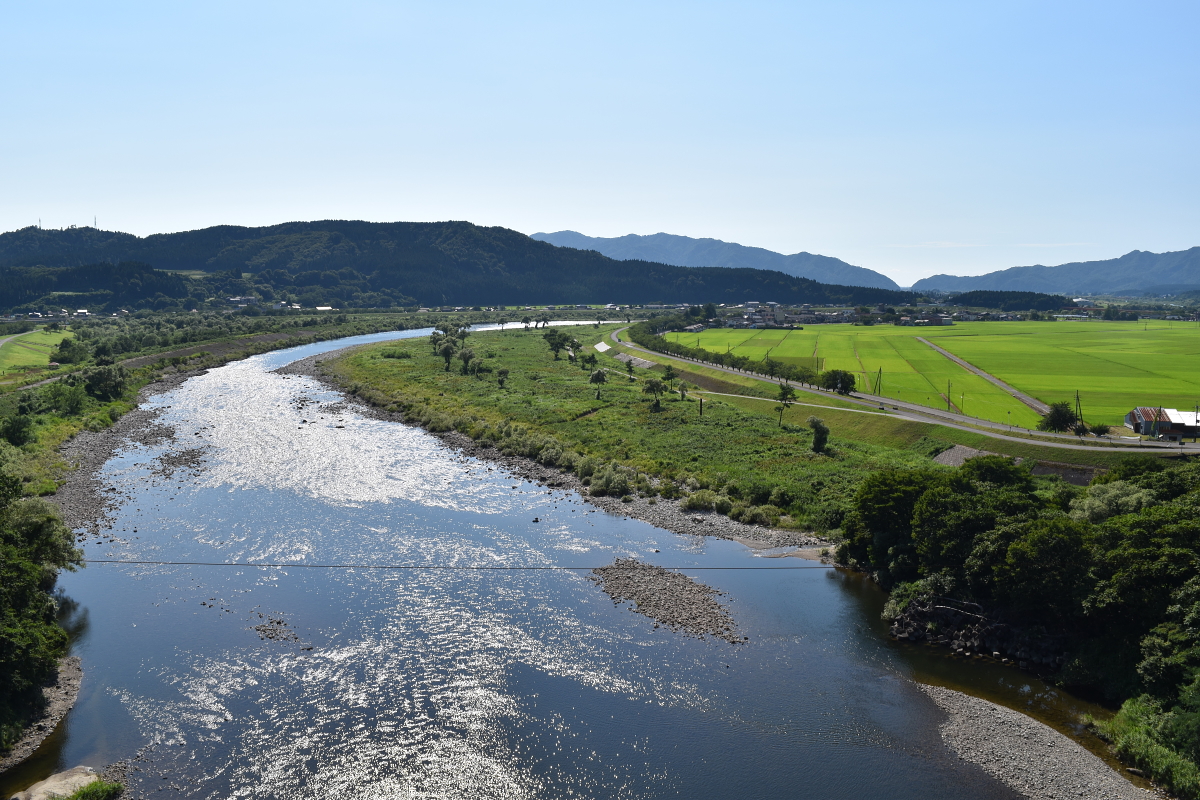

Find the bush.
xmin=0 ymin=416 xmax=36 ymax=447
xmin=81 ymin=365 xmax=129 ymax=401
xmin=590 ymin=466 xmax=631 ymax=497
xmin=681 ymin=489 xmax=716 ymax=511
xmin=1098 ymin=696 xmax=1200 ymax=799
xmin=64 ymin=782 xmax=124 ymax=800
xmin=713 ymin=494 xmax=734 ymax=515
xmin=742 ymin=505 xmax=781 ymax=526
xmin=807 ymin=416 xmax=829 ymax=453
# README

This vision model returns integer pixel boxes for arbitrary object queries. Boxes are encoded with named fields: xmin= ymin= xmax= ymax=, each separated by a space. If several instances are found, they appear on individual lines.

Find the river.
xmin=1 ymin=329 xmax=1125 ymax=798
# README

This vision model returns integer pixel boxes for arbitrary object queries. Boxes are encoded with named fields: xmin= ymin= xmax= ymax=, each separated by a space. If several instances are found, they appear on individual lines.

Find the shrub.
xmin=1098 ymin=696 xmax=1200 ymax=799
xmin=64 ymin=782 xmax=124 ymax=800
xmin=742 ymin=505 xmax=781 ymax=526
xmin=713 ymin=494 xmax=734 ymax=515
xmin=590 ymin=466 xmax=631 ymax=497
xmin=681 ymin=489 xmax=716 ymax=511
xmin=0 ymin=416 xmax=36 ymax=447
xmin=807 ymin=416 xmax=829 ymax=453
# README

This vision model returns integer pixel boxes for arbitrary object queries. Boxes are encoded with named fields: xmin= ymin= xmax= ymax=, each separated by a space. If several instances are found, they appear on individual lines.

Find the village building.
xmin=1124 ymin=407 xmax=1200 ymax=441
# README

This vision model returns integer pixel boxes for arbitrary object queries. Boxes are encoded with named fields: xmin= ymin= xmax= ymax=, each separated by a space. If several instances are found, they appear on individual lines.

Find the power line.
xmin=83 ymin=559 xmax=834 ymax=571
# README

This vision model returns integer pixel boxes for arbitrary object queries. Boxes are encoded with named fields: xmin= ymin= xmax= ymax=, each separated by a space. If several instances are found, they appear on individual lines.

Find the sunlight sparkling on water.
xmin=43 ymin=332 xmax=1025 ymax=800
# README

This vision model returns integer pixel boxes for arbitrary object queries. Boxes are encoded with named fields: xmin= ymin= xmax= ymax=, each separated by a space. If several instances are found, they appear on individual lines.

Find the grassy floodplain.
xmin=324 ymin=324 xmax=1143 ymax=532
xmin=666 ymin=320 xmax=1200 ymax=428
xmin=0 ymin=329 xmax=70 ymax=377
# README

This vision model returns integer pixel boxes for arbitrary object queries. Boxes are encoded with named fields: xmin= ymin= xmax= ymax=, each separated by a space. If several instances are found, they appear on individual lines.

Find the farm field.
xmin=665 ymin=320 xmax=1200 ymax=428
xmin=0 ymin=328 xmax=68 ymax=375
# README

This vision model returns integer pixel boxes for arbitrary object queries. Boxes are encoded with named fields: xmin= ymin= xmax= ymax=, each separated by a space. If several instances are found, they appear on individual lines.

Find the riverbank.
xmin=278 ymin=350 xmax=823 ymax=548
xmin=919 ymin=685 xmax=1158 ymax=799
xmin=7 ymin=333 xmax=1159 ymax=800
xmin=0 ymin=658 xmax=82 ymax=776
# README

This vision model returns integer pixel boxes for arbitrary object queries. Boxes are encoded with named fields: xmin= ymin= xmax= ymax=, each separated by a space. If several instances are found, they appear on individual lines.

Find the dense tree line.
xmin=948 ymin=290 xmax=1074 ymax=312
xmin=837 ymin=453 xmax=1200 ymax=796
xmin=0 ymin=473 xmax=81 ymax=750
xmin=0 ymin=222 xmax=917 ymax=311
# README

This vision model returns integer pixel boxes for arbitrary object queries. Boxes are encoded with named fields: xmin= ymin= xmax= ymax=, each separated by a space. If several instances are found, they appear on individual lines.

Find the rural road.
xmin=608 ymin=327 xmax=1200 ymax=455
xmin=916 ymin=336 xmax=1050 ymax=415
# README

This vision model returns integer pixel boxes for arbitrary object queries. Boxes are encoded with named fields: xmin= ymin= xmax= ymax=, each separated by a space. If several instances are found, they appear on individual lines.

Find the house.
xmin=1124 ymin=407 xmax=1200 ymax=441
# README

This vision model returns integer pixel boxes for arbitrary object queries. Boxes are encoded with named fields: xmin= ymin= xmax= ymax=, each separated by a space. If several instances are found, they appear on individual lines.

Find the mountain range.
xmin=531 ymin=231 xmax=901 ymax=291
xmin=911 ymin=247 xmax=1200 ymax=295
xmin=0 ymin=222 xmax=913 ymax=311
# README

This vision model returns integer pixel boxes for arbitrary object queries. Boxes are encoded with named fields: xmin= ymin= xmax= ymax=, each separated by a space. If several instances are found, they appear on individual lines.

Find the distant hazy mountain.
xmin=912 ymin=247 xmax=1200 ymax=295
xmin=530 ymin=231 xmax=901 ymax=291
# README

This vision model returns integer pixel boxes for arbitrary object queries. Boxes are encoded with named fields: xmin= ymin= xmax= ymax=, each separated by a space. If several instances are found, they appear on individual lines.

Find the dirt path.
xmin=916 ymin=336 xmax=1050 ymax=415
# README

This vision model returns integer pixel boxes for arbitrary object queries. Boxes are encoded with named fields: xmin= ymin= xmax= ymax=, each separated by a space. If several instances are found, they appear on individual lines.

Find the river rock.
xmin=10 ymin=766 xmax=99 ymax=800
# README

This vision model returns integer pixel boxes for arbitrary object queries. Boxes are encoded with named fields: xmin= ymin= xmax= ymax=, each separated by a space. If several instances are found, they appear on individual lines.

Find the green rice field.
xmin=665 ymin=320 xmax=1200 ymax=428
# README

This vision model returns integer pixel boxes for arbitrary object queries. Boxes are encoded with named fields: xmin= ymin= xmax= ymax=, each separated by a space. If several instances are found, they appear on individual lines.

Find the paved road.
xmin=916 ymin=336 xmax=1050 ymax=415
xmin=608 ymin=327 xmax=1200 ymax=455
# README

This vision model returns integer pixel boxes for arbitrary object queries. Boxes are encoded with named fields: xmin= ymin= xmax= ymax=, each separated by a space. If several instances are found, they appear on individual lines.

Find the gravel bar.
xmin=918 ymin=684 xmax=1159 ymax=800
xmin=590 ymin=558 xmax=744 ymax=643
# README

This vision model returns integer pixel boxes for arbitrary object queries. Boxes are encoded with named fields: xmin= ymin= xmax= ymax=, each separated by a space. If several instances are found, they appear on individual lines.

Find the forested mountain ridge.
xmin=531 ymin=230 xmax=901 ymax=291
xmin=913 ymin=247 xmax=1200 ymax=295
xmin=0 ymin=222 xmax=915 ymax=311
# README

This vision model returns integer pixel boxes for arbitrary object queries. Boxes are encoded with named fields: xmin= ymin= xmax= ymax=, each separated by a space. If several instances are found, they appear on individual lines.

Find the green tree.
xmin=1037 ymin=401 xmax=1078 ymax=432
xmin=589 ymin=369 xmax=607 ymax=399
xmin=807 ymin=415 xmax=829 ymax=452
xmin=497 ymin=368 xmax=510 ymax=388
xmin=642 ymin=377 xmax=666 ymax=409
xmin=458 ymin=347 xmax=476 ymax=375
xmin=820 ymin=369 xmax=856 ymax=395
xmin=0 ymin=416 xmax=35 ymax=446
xmin=543 ymin=329 xmax=568 ymax=359
xmin=521 ymin=315 xmax=532 ymax=331
xmin=663 ymin=364 xmax=677 ymax=381
xmin=0 ymin=473 xmax=82 ymax=749
xmin=438 ymin=341 xmax=458 ymax=371
xmin=625 ymin=359 xmax=635 ymax=381
xmin=81 ymin=365 xmax=128 ymax=400
xmin=777 ymin=384 xmax=795 ymax=426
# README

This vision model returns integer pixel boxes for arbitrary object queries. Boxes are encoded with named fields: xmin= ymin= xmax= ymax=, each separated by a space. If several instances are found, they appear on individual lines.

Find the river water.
xmin=3 ymin=330 xmax=1124 ymax=798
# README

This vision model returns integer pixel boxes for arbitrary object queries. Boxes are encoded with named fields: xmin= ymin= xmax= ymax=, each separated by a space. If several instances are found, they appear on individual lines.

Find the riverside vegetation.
xmin=324 ymin=322 xmax=1200 ymax=796
xmin=838 ymin=454 xmax=1200 ymax=797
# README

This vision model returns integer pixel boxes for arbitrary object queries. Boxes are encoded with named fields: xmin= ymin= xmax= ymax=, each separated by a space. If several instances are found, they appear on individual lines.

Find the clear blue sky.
xmin=2 ymin=1 xmax=1196 ymax=285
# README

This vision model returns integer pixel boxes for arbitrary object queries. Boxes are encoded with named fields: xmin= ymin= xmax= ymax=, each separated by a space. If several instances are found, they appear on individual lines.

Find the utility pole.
xmin=699 ymin=397 xmax=703 ymax=417
xmin=947 ymin=380 xmax=952 ymax=412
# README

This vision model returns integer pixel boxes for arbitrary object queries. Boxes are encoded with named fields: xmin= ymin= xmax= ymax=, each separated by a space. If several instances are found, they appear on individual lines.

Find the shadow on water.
xmin=0 ymin=594 xmax=89 ymax=797
xmin=827 ymin=566 xmax=1146 ymax=785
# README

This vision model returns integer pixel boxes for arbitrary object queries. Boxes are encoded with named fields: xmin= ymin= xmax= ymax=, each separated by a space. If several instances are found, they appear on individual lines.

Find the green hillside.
xmin=0 ymin=222 xmax=916 ymax=311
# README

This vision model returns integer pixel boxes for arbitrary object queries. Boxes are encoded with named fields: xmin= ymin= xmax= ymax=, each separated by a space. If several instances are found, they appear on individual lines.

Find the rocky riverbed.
xmin=919 ymin=685 xmax=1158 ymax=800
xmin=590 ymin=558 xmax=745 ymax=644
